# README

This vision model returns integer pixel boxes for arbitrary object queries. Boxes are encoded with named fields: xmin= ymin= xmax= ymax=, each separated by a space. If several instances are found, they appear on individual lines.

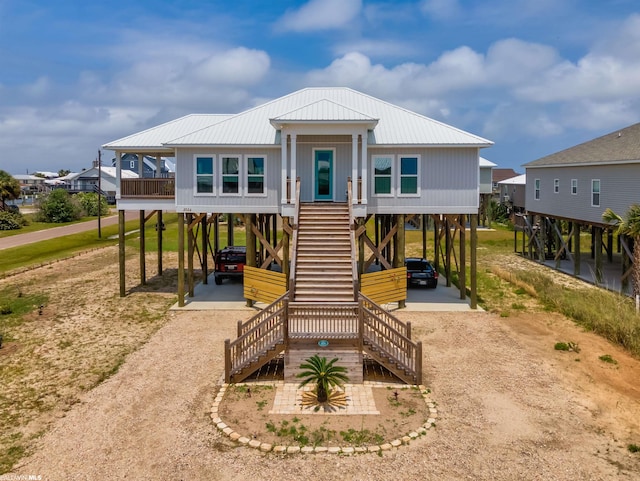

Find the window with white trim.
xmin=571 ymin=179 xmax=577 ymax=195
xmin=194 ymin=155 xmax=215 ymax=195
xmin=373 ymin=155 xmax=393 ymax=196
xmin=554 ymin=178 xmax=559 ymax=193
xmin=534 ymin=178 xmax=540 ymax=200
xmin=591 ymin=179 xmax=600 ymax=207
xmin=246 ymin=156 xmax=266 ymax=195
xmin=399 ymin=156 xmax=419 ymax=196
xmin=221 ymin=155 xmax=240 ymax=195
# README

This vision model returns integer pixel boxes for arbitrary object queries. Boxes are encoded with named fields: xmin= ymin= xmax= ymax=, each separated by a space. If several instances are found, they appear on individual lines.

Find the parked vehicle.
xmin=405 ymin=258 xmax=438 ymax=288
xmin=214 ymin=246 xmax=247 ymax=285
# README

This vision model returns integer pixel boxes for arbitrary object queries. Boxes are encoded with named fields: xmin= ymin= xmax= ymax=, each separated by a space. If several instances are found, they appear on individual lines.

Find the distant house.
xmin=497 ymin=174 xmax=526 ymax=213
xmin=479 ymin=158 xmax=496 ymax=226
xmin=522 ymin=122 xmax=640 ymax=290
xmin=113 ymin=153 xmax=174 ymax=178
xmin=492 ymin=168 xmax=520 ymax=195
xmin=13 ymin=174 xmax=47 ymax=195
xmin=65 ymin=166 xmax=138 ymax=203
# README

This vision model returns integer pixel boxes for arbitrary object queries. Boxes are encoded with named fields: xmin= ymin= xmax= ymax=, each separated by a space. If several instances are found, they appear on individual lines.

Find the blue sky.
xmin=1 ymin=0 xmax=639 ymax=175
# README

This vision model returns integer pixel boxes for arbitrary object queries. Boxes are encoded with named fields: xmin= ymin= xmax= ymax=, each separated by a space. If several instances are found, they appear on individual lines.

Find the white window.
xmin=571 ymin=179 xmax=577 ymax=195
xmin=534 ymin=179 xmax=540 ymax=200
xmin=246 ymin=156 xmax=266 ymax=196
xmin=591 ymin=179 xmax=600 ymax=207
xmin=554 ymin=179 xmax=559 ymax=193
xmin=399 ymin=155 xmax=420 ymax=196
xmin=194 ymin=155 xmax=215 ymax=195
xmin=220 ymin=155 xmax=240 ymax=195
xmin=373 ymin=155 xmax=393 ymax=196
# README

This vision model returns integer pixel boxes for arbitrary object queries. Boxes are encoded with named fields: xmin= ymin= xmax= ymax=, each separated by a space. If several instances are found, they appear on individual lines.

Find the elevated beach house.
xmin=103 ymin=87 xmax=492 ymax=384
xmin=522 ymin=122 xmax=640 ymax=291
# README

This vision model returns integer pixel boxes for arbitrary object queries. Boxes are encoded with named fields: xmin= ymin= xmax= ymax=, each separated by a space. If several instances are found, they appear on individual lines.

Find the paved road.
xmin=0 ymin=212 xmax=138 ymax=250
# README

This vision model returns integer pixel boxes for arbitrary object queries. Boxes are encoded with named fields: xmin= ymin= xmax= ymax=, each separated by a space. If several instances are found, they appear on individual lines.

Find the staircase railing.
xmin=288 ymin=177 xmax=301 ymax=297
xmin=347 ymin=178 xmax=359 ymax=301
xmin=288 ymin=302 xmax=359 ymax=338
xmin=358 ymin=293 xmax=422 ymax=384
xmin=224 ymin=294 xmax=289 ymax=383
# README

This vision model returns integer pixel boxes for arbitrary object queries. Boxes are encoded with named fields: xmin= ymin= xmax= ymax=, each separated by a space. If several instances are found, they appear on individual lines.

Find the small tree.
xmin=75 ymin=192 xmax=108 ymax=216
xmin=297 ymin=355 xmax=349 ymax=403
xmin=0 ymin=170 xmax=21 ymax=211
xmin=603 ymin=205 xmax=640 ymax=304
xmin=36 ymin=189 xmax=82 ymax=223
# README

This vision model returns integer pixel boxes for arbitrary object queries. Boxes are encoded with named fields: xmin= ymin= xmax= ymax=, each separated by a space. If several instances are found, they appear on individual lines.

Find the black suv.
xmin=405 ymin=258 xmax=438 ymax=288
xmin=214 ymin=246 xmax=247 ymax=285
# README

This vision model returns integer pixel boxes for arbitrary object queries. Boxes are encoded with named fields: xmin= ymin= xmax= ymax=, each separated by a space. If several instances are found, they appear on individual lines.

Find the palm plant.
xmin=603 ymin=205 xmax=640 ymax=301
xmin=296 ymin=355 xmax=349 ymax=403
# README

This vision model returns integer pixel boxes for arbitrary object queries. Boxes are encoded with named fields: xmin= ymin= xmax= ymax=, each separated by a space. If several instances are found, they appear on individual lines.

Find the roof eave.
xmin=525 ymin=158 xmax=640 ymax=169
xmin=269 ymin=119 xmax=379 ymax=129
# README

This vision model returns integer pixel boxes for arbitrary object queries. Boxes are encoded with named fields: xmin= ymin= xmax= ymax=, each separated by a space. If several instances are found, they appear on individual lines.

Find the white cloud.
xmin=333 ymin=39 xmax=420 ymax=59
xmin=23 ymin=76 xmax=52 ymax=98
xmin=276 ymin=0 xmax=362 ymax=33
xmin=420 ymin=0 xmax=461 ymax=20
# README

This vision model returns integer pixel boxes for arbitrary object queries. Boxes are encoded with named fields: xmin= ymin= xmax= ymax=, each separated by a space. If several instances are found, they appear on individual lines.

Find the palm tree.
xmin=0 ymin=170 xmax=21 ymax=211
xmin=296 ymin=355 xmax=349 ymax=403
xmin=603 ymin=205 xmax=640 ymax=301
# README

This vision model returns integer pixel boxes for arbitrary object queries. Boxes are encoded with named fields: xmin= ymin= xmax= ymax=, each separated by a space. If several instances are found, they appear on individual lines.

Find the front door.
xmin=314 ymin=150 xmax=333 ymax=201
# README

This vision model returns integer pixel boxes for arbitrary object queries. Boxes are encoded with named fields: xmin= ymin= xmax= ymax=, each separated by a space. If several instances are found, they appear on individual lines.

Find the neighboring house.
xmin=13 ymin=174 xmax=47 ymax=194
xmin=104 ymin=87 xmax=493 ymax=385
xmin=479 ymin=157 xmax=496 ymax=226
xmin=113 ymin=153 xmax=174 ymax=178
xmin=65 ymin=166 xmax=138 ymax=203
xmin=522 ymin=122 xmax=640 ymax=289
xmin=492 ymin=168 xmax=520 ymax=196
xmin=498 ymin=174 xmax=526 ymax=213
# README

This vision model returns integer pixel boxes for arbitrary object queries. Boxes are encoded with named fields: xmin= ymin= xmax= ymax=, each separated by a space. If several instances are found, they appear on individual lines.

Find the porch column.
xmin=116 ymin=152 xmax=122 ymax=199
xmin=361 ymin=133 xmax=368 ymax=202
xmin=139 ymin=210 xmax=146 ymax=285
xmin=156 ymin=154 xmax=161 ymax=178
xmin=291 ymin=134 xmax=297 ymax=204
xmin=459 ymin=214 xmax=466 ymax=301
xmin=281 ymin=133 xmax=287 ymax=204
xmin=351 ymin=134 xmax=358 ymax=199
xmin=470 ymin=214 xmax=478 ymax=309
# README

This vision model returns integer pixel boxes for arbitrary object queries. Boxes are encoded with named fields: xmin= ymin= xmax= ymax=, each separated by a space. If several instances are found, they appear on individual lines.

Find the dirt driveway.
xmin=9 ymin=251 xmax=640 ymax=480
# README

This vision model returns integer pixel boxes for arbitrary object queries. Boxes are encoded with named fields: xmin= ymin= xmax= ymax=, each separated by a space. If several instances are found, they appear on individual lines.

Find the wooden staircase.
xmin=293 ymin=203 xmax=356 ymax=303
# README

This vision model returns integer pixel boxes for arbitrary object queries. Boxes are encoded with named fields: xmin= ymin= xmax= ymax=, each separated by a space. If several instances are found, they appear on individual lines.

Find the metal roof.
xmin=102 ymin=114 xmax=233 ymax=150
xmin=479 ymin=157 xmax=497 ymax=167
xmin=497 ymin=174 xmax=526 ymax=185
xmin=524 ymin=122 xmax=640 ymax=168
xmin=165 ymin=87 xmax=493 ymax=147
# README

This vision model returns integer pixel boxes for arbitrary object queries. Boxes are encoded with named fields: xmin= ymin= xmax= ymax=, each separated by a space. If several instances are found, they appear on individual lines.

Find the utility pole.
xmin=98 ymin=150 xmax=102 ymax=238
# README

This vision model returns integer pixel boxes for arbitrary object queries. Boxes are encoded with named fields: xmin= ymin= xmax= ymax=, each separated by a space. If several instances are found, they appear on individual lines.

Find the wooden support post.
xmin=433 ymin=216 xmax=440 ymax=273
xmin=139 ymin=210 xmax=146 ymax=285
xmin=607 ymin=229 xmax=613 ymax=263
xmin=574 ymin=223 xmax=581 ymax=276
xmin=283 ymin=216 xmax=290 ymax=287
xmin=224 ymin=339 xmax=231 ymax=384
xmin=594 ymin=226 xmax=603 ymax=284
xmin=119 ymin=210 xmax=126 ymax=297
xmin=157 ymin=210 xmax=163 ymax=275
xmin=358 ymin=218 xmax=365 ymax=277
xmin=178 ymin=213 xmax=185 ymax=307
xmin=470 ymin=213 xmax=477 ymax=309
xmin=272 ymin=214 xmax=278 ymax=249
xmin=555 ymin=221 xmax=562 ymax=269
xmin=459 ymin=214 xmax=466 ymax=301
xmin=227 ymin=214 xmax=234 ymax=246
xmin=187 ymin=213 xmax=195 ymax=297
xmin=539 ymin=217 xmax=546 ymax=263
xmin=214 ymin=214 xmax=219 ymax=255
xmin=246 ymin=214 xmax=256 ymax=307
xmin=201 ymin=214 xmax=208 ymax=284
xmin=396 ymin=214 xmax=406 ymax=309
xmin=374 ymin=215 xmax=380 ymax=265
xmin=422 ymin=214 xmax=427 ymax=260
xmin=445 ymin=217 xmax=452 ymax=287
xmin=416 ymin=341 xmax=423 ymax=385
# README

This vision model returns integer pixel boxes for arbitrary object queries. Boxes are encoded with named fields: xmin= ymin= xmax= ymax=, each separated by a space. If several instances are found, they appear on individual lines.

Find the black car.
xmin=214 ymin=246 xmax=247 ymax=285
xmin=405 ymin=258 xmax=438 ymax=288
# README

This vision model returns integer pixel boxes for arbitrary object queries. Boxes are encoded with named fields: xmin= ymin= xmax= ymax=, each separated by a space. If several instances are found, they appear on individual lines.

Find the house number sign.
xmin=318 ymin=340 xmax=329 ymax=347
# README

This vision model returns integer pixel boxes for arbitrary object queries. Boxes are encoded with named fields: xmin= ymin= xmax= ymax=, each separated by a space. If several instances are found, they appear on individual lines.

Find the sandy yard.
xmin=2 ymin=247 xmax=640 ymax=480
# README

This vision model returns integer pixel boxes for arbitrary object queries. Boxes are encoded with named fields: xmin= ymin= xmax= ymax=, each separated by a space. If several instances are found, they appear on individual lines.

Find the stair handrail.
xmin=224 ymin=294 xmax=289 ymax=383
xmin=358 ymin=293 xmax=422 ymax=384
xmin=288 ymin=177 xmax=301 ymax=297
xmin=236 ymin=291 xmax=289 ymax=336
xmin=347 ymin=178 xmax=359 ymax=301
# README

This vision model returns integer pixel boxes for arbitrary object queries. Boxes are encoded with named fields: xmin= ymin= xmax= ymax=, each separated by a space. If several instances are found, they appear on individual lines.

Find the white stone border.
xmin=210 ymin=383 xmax=438 ymax=454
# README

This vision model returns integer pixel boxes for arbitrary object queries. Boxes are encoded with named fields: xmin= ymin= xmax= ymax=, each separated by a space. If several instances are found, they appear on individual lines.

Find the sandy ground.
xmin=3 ymin=249 xmax=640 ymax=480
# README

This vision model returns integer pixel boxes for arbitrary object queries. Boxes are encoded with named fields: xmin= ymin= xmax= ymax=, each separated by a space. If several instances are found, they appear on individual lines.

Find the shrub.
xmin=0 ymin=211 xmax=26 ymax=230
xmin=75 ymin=192 xmax=108 ymax=217
xmin=36 ymin=189 xmax=82 ymax=223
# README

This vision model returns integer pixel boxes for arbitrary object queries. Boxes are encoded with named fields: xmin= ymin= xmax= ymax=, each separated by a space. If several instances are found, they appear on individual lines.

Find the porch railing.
xmin=120 ymin=178 xmax=175 ymax=198
xmin=288 ymin=302 xmax=359 ymax=338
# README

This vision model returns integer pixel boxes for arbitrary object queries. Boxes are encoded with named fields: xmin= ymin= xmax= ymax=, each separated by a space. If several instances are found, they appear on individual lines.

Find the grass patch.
xmin=598 ymin=354 xmax=617 ymax=365
xmin=628 ymin=444 xmax=640 ymax=453
xmin=554 ymin=342 xmax=580 ymax=353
